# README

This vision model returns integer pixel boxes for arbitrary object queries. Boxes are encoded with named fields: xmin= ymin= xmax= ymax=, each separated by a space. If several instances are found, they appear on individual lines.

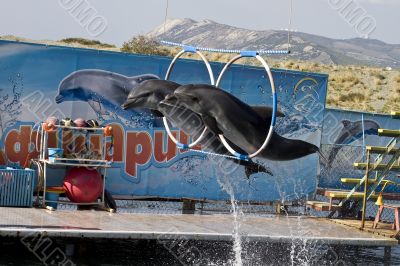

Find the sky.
xmin=0 ymin=0 xmax=398 ymax=46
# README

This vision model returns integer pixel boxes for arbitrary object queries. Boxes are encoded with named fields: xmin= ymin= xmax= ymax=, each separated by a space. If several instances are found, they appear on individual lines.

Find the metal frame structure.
xmin=163 ymin=45 xmax=214 ymax=149
xmin=161 ymin=41 xmax=281 ymax=159
xmin=215 ymin=52 xmax=277 ymax=160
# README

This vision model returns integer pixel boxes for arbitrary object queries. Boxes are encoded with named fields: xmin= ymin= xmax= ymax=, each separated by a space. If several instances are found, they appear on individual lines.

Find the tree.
xmin=121 ymin=35 xmax=170 ymax=56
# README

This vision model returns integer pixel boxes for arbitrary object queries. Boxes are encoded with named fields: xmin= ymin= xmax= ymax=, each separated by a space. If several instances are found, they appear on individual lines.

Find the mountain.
xmin=147 ymin=18 xmax=400 ymax=68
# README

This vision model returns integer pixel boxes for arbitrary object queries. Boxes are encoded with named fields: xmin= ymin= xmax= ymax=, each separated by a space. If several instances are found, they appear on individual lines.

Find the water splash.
xmin=258 ymin=85 xmax=265 ymax=94
xmin=276 ymin=172 xmax=324 ymax=266
xmin=230 ymin=196 xmax=243 ymax=266
xmin=0 ymin=73 xmax=23 ymax=134
xmin=170 ymin=156 xmax=211 ymax=192
xmin=216 ymin=171 xmax=244 ymax=266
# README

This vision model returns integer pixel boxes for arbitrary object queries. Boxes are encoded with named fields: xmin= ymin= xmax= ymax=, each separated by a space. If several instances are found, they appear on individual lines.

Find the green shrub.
xmin=121 ymin=35 xmax=170 ymax=56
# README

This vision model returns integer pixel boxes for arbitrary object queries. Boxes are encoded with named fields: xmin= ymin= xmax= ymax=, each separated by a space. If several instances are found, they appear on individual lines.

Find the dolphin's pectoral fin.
xmin=251 ymin=106 xmax=285 ymax=120
xmin=202 ymin=115 xmax=223 ymax=135
xmin=244 ymin=161 xmax=273 ymax=179
xmin=55 ymin=94 xmax=63 ymax=103
xmin=88 ymin=99 xmax=107 ymax=115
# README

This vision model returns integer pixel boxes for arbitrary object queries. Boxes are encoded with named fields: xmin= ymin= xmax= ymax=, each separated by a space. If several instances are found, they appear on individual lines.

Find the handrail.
xmin=338 ymin=135 xmax=399 ymax=207
xmin=365 ymin=146 xmax=400 ymax=201
xmin=161 ymin=40 xmax=290 ymax=55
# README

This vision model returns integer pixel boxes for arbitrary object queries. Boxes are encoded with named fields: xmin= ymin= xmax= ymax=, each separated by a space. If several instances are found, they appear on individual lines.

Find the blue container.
xmin=0 ymin=168 xmax=35 ymax=207
xmin=45 ymin=191 xmax=60 ymax=209
xmin=48 ymin=148 xmax=63 ymax=163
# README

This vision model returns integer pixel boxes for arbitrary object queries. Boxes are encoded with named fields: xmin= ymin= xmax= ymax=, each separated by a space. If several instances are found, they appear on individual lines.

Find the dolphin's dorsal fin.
xmin=251 ymin=106 xmax=285 ymax=121
xmin=128 ymin=74 xmax=159 ymax=83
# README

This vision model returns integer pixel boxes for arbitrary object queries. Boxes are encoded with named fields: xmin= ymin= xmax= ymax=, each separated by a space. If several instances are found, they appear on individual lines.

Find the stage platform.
xmin=0 ymin=207 xmax=397 ymax=247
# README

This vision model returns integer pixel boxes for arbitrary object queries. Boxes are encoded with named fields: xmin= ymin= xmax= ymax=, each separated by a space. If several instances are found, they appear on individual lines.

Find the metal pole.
xmin=43 ymin=161 xmax=47 ymax=208
xmin=362 ymin=113 xmax=366 ymax=160
xmin=102 ymin=167 xmax=106 ymax=207
xmin=361 ymin=150 xmax=371 ymax=229
xmin=42 ymin=130 xmax=47 ymax=208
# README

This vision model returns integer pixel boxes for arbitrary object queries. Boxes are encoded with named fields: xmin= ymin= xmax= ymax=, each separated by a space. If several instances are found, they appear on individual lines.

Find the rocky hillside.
xmin=2 ymin=28 xmax=400 ymax=114
xmin=148 ymin=18 xmax=400 ymax=69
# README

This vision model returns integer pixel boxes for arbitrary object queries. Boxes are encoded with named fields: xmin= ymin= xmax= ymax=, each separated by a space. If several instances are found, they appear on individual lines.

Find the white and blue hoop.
xmin=215 ymin=51 xmax=277 ymax=160
xmin=163 ymin=45 xmax=214 ymax=149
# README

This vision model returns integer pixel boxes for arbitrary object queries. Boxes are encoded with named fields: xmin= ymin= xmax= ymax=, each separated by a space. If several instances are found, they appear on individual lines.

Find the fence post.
xmin=361 ymin=149 xmax=371 ymax=229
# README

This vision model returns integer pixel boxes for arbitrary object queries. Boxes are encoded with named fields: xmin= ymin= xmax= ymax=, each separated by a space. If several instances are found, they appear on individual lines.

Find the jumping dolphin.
xmin=55 ymin=69 xmax=160 ymax=125
xmin=122 ymin=79 xmax=274 ymax=178
xmin=327 ymin=119 xmax=380 ymax=165
xmin=164 ymin=84 xmax=319 ymax=161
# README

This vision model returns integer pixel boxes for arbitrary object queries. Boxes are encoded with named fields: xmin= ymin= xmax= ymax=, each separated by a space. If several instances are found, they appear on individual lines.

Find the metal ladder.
xmin=328 ymin=130 xmax=400 ymax=218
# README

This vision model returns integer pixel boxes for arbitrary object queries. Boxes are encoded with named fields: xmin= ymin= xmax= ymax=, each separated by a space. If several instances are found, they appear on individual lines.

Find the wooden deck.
xmin=0 ymin=207 xmax=397 ymax=246
xmin=331 ymin=218 xmax=400 ymax=240
xmin=308 ymin=188 xmax=400 ymax=213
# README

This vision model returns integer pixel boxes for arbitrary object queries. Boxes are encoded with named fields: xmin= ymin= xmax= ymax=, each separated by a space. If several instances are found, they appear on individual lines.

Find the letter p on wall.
xmin=125 ymin=132 xmax=152 ymax=178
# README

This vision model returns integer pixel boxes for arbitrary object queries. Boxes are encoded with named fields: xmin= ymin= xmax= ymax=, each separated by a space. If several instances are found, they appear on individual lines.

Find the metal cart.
xmin=36 ymin=123 xmax=112 ymax=209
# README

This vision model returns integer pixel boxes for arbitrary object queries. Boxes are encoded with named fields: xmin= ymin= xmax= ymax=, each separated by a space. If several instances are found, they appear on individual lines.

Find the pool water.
xmin=1 ymin=201 xmax=398 ymax=265
xmin=0 ymin=238 xmax=398 ymax=265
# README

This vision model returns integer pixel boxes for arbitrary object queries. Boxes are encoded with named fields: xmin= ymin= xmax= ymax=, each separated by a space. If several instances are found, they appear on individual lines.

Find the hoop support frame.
xmin=163 ymin=46 xmax=215 ymax=149
xmin=215 ymin=52 xmax=277 ymax=160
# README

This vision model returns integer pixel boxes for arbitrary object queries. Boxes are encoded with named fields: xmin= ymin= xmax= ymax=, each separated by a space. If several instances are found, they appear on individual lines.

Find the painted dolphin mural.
xmin=327 ymin=119 xmax=380 ymax=165
xmin=55 ymin=69 xmax=160 ymax=127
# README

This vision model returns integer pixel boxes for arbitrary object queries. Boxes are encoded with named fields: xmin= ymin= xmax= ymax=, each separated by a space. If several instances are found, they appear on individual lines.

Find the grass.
xmin=339 ymin=92 xmax=365 ymax=102
xmin=1 ymin=35 xmax=399 ymax=114
xmin=371 ymin=71 xmax=386 ymax=80
xmin=269 ymin=59 xmax=400 ymax=114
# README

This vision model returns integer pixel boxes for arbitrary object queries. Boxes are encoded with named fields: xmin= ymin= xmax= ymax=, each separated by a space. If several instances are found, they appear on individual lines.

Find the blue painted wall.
xmin=320 ymin=108 xmax=400 ymax=192
xmin=0 ymin=40 xmax=328 ymax=201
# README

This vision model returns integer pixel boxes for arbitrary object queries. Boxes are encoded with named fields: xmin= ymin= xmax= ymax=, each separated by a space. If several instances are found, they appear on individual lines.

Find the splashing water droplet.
xmin=258 ymin=85 xmax=265 ymax=94
xmin=239 ymin=85 xmax=246 ymax=95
